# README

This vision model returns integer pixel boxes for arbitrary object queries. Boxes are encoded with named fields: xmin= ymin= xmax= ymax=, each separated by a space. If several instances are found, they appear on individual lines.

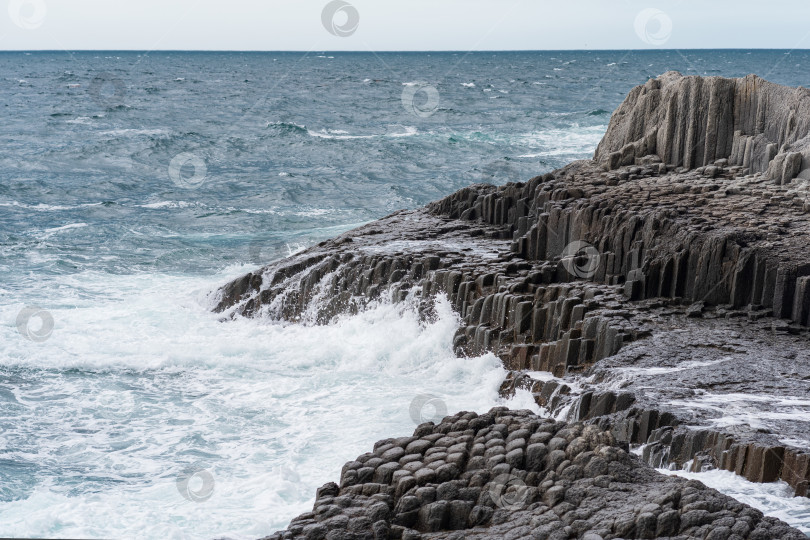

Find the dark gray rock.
xmin=594 ymin=71 xmax=810 ymax=185
xmin=216 ymin=73 xmax=810 ymax=536
xmin=260 ymin=409 xmax=805 ymax=540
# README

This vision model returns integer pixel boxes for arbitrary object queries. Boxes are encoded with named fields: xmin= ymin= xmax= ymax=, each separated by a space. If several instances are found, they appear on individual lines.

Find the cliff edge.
xmin=595 ymin=71 xmax=810 ymax=185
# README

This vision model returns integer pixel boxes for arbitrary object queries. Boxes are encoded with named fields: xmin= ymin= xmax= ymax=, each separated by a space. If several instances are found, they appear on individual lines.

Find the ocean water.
xmin=3 ymin=50 xmax=810 ymax=538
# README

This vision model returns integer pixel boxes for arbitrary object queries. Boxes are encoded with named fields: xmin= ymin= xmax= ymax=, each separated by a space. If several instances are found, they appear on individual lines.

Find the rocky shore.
xmin=214 ymin=72 xmax=810 ymax=538
xmin=262 ymin=409 xmax=804 ymax=540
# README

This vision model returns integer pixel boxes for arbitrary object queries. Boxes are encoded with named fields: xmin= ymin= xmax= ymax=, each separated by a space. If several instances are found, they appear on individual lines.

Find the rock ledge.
xmin=213 ymin=73 xmax=810 ymax=537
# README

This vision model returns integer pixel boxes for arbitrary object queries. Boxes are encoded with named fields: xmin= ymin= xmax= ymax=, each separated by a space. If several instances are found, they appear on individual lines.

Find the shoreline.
xmin=263 ymin=409 xmax=807 ymax=539
xmin=216 ymin=71 xmax=810 ymax=538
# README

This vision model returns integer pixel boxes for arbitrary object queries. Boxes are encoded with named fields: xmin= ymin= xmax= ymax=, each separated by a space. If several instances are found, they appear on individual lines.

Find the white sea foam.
xmin=0 ymin=201 xmax=104 ymax=212
xmin=515 ymin=125 xmax=607 ymax=158
xmin=523 ymin=370 xmax=558 ymax=382
xmin=666 ymin=392 xmax=810 ymax=430
xmin=97 ymin=128 xmax=168 ymax=137
xmin=292 ymin=208 xmax=333 ymax=217
xmin=611 ymin=357 xmax=730 ymax=377
xmin=0 ymin=268 xmax=538 ymax=539
xmin=139 ymin=200 xmax=200 ymax=209
xmin=659 ymin=468 xmax=810 ymax=534
xmin=36 ymin=223 xmax=88 ymax=239
xmin=306 ymin=126 xmax=418 ymax=140
xmin=388 ymin=126 xmax=418 ymax=138
xmin=65 ymin=116 xmax=94 ymax=125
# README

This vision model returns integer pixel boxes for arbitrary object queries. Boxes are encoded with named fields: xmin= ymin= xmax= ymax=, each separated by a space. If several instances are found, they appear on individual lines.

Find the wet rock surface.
xmin=529 ymin=310 xmax=810 ymax=496
xmin=261 ymin=409 xmax=806 ymax=540
xmin=214 ymin=72 xmax=810 ymax=535
xmin=594 ymin=71 xmax=810 ymax=185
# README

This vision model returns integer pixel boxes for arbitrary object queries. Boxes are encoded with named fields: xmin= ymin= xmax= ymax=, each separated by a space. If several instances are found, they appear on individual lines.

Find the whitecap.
xmin=307 ymin=129 xmax=374 ymax=140
xmin=97 ymin=128 xmax=167 ymax=137
xmin=307 ymin=127 xmax=417 ymax=140
xmin=139 ymin=201 xmax=197 ymax=209
xmin=0 ymin=201 xmax=103 ymax=211
xmin=65 ymin=116 xmax=94 ymax=125
xmin=387 ymin=126 xmax=418 ymax=138
xmin=38 ymin=223 xmax=88 ymax=238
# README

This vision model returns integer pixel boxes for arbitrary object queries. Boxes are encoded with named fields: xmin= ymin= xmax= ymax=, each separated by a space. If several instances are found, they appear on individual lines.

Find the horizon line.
xmin=2 ymin=48 xmax=810 ymax=53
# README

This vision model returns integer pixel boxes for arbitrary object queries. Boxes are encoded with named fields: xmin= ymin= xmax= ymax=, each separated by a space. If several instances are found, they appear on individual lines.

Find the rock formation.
xmin=594 ymin=71 xmax=810 ymax=185
xmin=263 ymin=409 xmax=805 ymax=540
xmin=214 ymin=72 xmax=810 ymax=537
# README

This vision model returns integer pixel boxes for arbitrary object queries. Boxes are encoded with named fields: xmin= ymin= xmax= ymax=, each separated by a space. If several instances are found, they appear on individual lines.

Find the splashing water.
xmin=660 ymin=468 xmax=810 ymax=535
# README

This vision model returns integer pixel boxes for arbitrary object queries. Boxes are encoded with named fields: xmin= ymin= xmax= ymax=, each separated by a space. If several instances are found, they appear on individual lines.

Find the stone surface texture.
xmin=594 ymin=71 xmax=810 ymax=185
xmin=213 ymin=73 xmax=810 ymax=538
xmin=261 ymin=409 xmax=805 ymax=540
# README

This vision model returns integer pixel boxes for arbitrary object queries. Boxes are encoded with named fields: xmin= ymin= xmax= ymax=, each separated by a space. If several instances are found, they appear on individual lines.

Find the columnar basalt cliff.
xmin=215 ymin=73 xmax=810 ymax=537
xmin=594 ymin=71 xmax=810 ymax=184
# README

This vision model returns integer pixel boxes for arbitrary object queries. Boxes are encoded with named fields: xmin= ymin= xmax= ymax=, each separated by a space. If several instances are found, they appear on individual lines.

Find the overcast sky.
xmin=3 ymin=0 xmax=810 ymax=51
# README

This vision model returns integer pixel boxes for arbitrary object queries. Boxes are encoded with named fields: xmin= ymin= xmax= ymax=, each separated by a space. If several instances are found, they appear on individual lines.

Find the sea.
xmin=2 ymin=50 xmax=810 ymax=539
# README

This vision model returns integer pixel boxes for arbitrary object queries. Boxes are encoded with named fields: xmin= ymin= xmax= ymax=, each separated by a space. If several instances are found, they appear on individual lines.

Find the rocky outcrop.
xmin=263 ymin=408 xmax=806 ymax=540
xmin=500 ymin=309 xmax=810 ymax=498
xmin=214 ymin=73 xmax=810 ymax=530
xmin=594 ymin=71 xmax=810 ymax=185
